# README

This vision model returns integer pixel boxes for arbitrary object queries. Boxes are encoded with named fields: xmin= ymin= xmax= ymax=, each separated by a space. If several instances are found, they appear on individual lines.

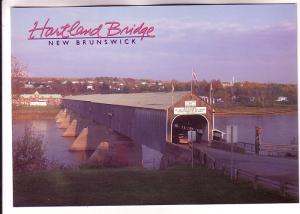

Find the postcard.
xmin=2 ymin=0 xmax=299 ymax=213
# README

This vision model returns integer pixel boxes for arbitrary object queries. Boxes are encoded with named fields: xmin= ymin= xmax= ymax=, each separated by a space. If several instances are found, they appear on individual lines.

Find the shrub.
xmin=13 ymin=125 xmax=47 ymax=172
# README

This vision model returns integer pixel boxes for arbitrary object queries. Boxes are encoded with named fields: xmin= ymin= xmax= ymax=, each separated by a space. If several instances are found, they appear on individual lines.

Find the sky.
xmin=11 ymin=4 xmax=297 ymax=83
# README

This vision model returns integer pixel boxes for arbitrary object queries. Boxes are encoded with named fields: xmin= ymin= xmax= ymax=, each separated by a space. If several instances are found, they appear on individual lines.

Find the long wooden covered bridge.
xmin=61 ymin=91 xmax=215 ymax=152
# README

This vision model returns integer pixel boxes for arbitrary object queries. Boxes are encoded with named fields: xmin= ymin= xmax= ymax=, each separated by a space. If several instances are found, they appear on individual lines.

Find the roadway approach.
xmin=196 ymin=143 xmax=299 ymax=185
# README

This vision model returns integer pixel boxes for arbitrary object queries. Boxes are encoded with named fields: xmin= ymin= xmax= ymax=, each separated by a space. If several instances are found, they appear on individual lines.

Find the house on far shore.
xmin=17 ymin=91 xmax=62 ymax=106
xmin=275 ymin=96 xmax=288 ymax=102
xmin=86 ymin=85 xmax=95 ymax=91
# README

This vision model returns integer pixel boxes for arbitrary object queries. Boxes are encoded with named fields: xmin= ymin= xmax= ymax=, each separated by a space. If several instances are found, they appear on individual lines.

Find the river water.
xmin=215 ymin=113 xmax=298 ymax=145
xmin=12 ymin=113 xmax=298 ymax=167
xmin=12 ymin=120 xmax=162 ymax=169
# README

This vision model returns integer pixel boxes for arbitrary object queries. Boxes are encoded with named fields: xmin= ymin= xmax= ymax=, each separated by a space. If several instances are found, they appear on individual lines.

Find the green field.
xmin=13 ymin=167 xmax=295 ymax=206
xmin=12 ymin=105 xmax=60 ymax=120
xmin=215 ymin=105 xmax=297 ymax=115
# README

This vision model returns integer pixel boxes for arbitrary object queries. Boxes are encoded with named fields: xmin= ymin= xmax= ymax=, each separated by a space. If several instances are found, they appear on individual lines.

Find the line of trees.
xmin=11 ymin=57 xmax=297 ymax=107
xmin=170 ymin=80 xmax=297 ymax=107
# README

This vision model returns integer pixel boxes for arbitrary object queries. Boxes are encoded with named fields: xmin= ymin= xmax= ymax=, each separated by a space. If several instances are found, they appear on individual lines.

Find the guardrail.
xmin=235 ymin=142 xmax=298 ymax=157
xmin=236 ymin=142 xmax=255 ymax=154
xmin=233 ymin=168 xmax=299 ymax=198
xmin=259 ymin=143 xmax=298 ymax=157
xmin=193 ymin=146 xmax=299 ymax=199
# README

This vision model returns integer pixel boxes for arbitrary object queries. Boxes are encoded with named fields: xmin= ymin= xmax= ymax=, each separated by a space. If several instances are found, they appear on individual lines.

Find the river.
xmin=215 ymin=113 xmax=298 ymax=144
xmin=12 ymin=119 xmax=162 ymax=169
xmin=12 ymin=113 xmax=298 ymax=167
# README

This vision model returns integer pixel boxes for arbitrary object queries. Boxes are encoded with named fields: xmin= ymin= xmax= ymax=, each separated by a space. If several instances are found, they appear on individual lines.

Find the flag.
xmin=192 ymin=70 xmax=197 ymax=80
xmin=191 ymin=69 xmax=197 ymax=96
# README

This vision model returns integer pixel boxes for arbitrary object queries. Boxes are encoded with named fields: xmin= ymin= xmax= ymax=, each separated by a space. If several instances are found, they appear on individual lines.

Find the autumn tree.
xmin=13 ymin=125 xmax=47 ymax=172
xmin=11 ymin=56 xmax=28 ymax=96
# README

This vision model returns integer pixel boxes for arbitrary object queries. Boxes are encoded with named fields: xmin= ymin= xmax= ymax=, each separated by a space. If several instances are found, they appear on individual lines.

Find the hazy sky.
xmin=11 ymin=4 xmax=297 ymax=83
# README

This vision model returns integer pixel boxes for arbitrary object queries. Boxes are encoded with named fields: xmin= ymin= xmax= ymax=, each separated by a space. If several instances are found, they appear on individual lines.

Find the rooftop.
xmin=20 ymin=91 xmax=62 ymax=99
xmin=64 ymin=91 xmax=191 ymax=110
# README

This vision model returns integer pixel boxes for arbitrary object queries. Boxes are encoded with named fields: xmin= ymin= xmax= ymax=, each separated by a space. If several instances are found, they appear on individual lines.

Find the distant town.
xmin=12 ymin=76 xmax=297 ymax=108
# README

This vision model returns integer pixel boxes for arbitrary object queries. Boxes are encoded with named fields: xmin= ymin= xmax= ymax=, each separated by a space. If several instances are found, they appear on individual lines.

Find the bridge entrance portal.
xmin=171 ymin=115 xmax=209 ymax=144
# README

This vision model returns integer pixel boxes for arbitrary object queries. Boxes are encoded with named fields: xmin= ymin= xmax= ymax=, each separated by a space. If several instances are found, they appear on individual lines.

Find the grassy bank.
xmin=215 ymin=105 xmax=297 ymax=116
xmin=11 ymin=104 xmax=297 ymax=119
xmin=13 ymin=167 xmax=295 ymax=206
xmin=12 ymin=106 xmax=60 ymax=120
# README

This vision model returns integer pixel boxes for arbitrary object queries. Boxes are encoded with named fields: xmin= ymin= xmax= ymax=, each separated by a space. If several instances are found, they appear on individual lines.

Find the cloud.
xmin=151 ymin=17 xmax=296 ymax=44
xmin=10 ymin=7 xmax=297 ymax=83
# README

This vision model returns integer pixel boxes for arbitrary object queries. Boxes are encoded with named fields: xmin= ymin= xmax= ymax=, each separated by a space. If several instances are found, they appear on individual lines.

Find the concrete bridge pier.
xmin=63 ymin=119 xmax=78 ymax=137
xmin=70 ymin=123 xmax=111 ymax=151
xmin=55 ymin=109 xmax=64 ymax=120
xmin=62 ymin=114 xmax=94 ymax=138
xmin=56 ymin=111 xmax=67 ymax=124
xmin=88 ymin=142 xmax=110 ymax=163
xmin=58 ymin=114 xmax=71 ymax=129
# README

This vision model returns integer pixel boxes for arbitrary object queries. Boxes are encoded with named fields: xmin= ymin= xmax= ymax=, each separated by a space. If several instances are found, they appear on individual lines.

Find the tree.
xmin=13 ymin=125 xmax=47 ymax=173
xmin=11 ymin=56 xmax=28 ymax=96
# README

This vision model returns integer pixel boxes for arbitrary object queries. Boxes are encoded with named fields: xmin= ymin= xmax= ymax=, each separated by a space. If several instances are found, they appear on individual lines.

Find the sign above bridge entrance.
xmin=185 ymin=100 xmax=196 ymax=107
xmin=174 ymin=107 xmax=206 ymax=115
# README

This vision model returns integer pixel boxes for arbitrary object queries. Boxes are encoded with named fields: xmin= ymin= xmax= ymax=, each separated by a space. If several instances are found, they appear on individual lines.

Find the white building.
xmin=87 ymin=85 xmax=95 ymax=90
xmin=275 ymin=96 xmax=288 ymax=102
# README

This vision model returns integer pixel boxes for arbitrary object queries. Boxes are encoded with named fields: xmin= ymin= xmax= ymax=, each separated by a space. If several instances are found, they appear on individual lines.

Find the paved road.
xmin=196 ymin=143 xmax=299 ymax=185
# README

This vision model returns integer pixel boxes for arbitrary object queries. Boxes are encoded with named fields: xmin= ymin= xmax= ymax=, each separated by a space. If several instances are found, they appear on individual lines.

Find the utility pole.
xmin=230 ymin=125 xmax=233 ymax=180
xmin=188 ymin=130 xmax=196 ymax=168
xmin=227 ymin=125 xmax=237 ymax=181
xmin=192 ymin=139 xmax=194 ymax=168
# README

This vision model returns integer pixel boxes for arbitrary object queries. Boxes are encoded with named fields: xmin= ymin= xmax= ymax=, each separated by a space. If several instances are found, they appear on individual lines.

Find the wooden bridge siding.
xmin=62 ymin=99 xmax=167 ymax=151
xmin=166 ymin=93 xmax=214 ymax=143
xmin=133 ymin=108 xmax=167 ymax=152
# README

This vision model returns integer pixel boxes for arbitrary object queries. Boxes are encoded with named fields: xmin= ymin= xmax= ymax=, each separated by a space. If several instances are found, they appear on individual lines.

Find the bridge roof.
xmin=64 ymin=91 xmax=191 ymax=110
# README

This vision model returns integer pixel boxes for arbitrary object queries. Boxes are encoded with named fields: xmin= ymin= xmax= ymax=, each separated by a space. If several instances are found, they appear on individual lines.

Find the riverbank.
xmin=12 ymin=105 xmax=297 ymax=119
xmin=12 ymin=106 xmax=60 ymax=120
xmin=215 ymin=105 xmax=297 ymax=116
xmin=13 ymin=167 xmax=294 ymax=206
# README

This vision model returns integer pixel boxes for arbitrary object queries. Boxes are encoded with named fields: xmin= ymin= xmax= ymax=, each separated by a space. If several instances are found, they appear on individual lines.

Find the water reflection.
xmin=142 ymin=144 xmax=163 ymax=170
xmin=13 ymin=120 xmax=96 ymax=167
xmin=12 ymin=120 xmax=162 ymax=169
xmin=88 ymin=141 xmax=143 ymax=168
xmin=13 ymin=113 xmax=296 ymax=169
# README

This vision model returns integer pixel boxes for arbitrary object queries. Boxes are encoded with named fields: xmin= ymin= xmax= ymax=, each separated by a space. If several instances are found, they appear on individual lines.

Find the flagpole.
xmin=191 ymin=68 xmax=193 ymax=96
xmin=209 ymin=81 xmax=212 ymax=105
xmin=171 ymin=81 xmax=174 ymax=105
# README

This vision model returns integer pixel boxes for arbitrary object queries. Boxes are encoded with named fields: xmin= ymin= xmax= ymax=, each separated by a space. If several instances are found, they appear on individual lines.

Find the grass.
xmin=13 ymin=167 xmax=296 ymax=206
xmin=12 ymin=106 xmax=60 ymax=120
xmin=13 ymin=105 xmax=61 ymax=110
xmin=215 ymin=105 xmax=297 ymax=116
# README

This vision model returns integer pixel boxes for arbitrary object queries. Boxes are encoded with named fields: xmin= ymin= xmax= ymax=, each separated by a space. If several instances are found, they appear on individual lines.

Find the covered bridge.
xmin=62 ymin=91 xmax=215 ymax=151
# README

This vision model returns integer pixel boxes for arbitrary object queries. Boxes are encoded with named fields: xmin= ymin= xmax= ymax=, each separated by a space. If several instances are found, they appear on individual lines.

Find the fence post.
xmin=280 ymin=181 xmax=287 ymax=197
xmin=203 ymin=154 xmax=207 ymax=167
xmin=194 ymin=150 xmax=198 ymax=164
xmin=234 ymin=168 xmax=239 ymax=183
xmin=200 ymin=152 xmax=204 ymax=165
xmin=253 ymin=175 xmax=258 ymax=190
xmin=222 ymin=166 xmax=226 ymax=175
